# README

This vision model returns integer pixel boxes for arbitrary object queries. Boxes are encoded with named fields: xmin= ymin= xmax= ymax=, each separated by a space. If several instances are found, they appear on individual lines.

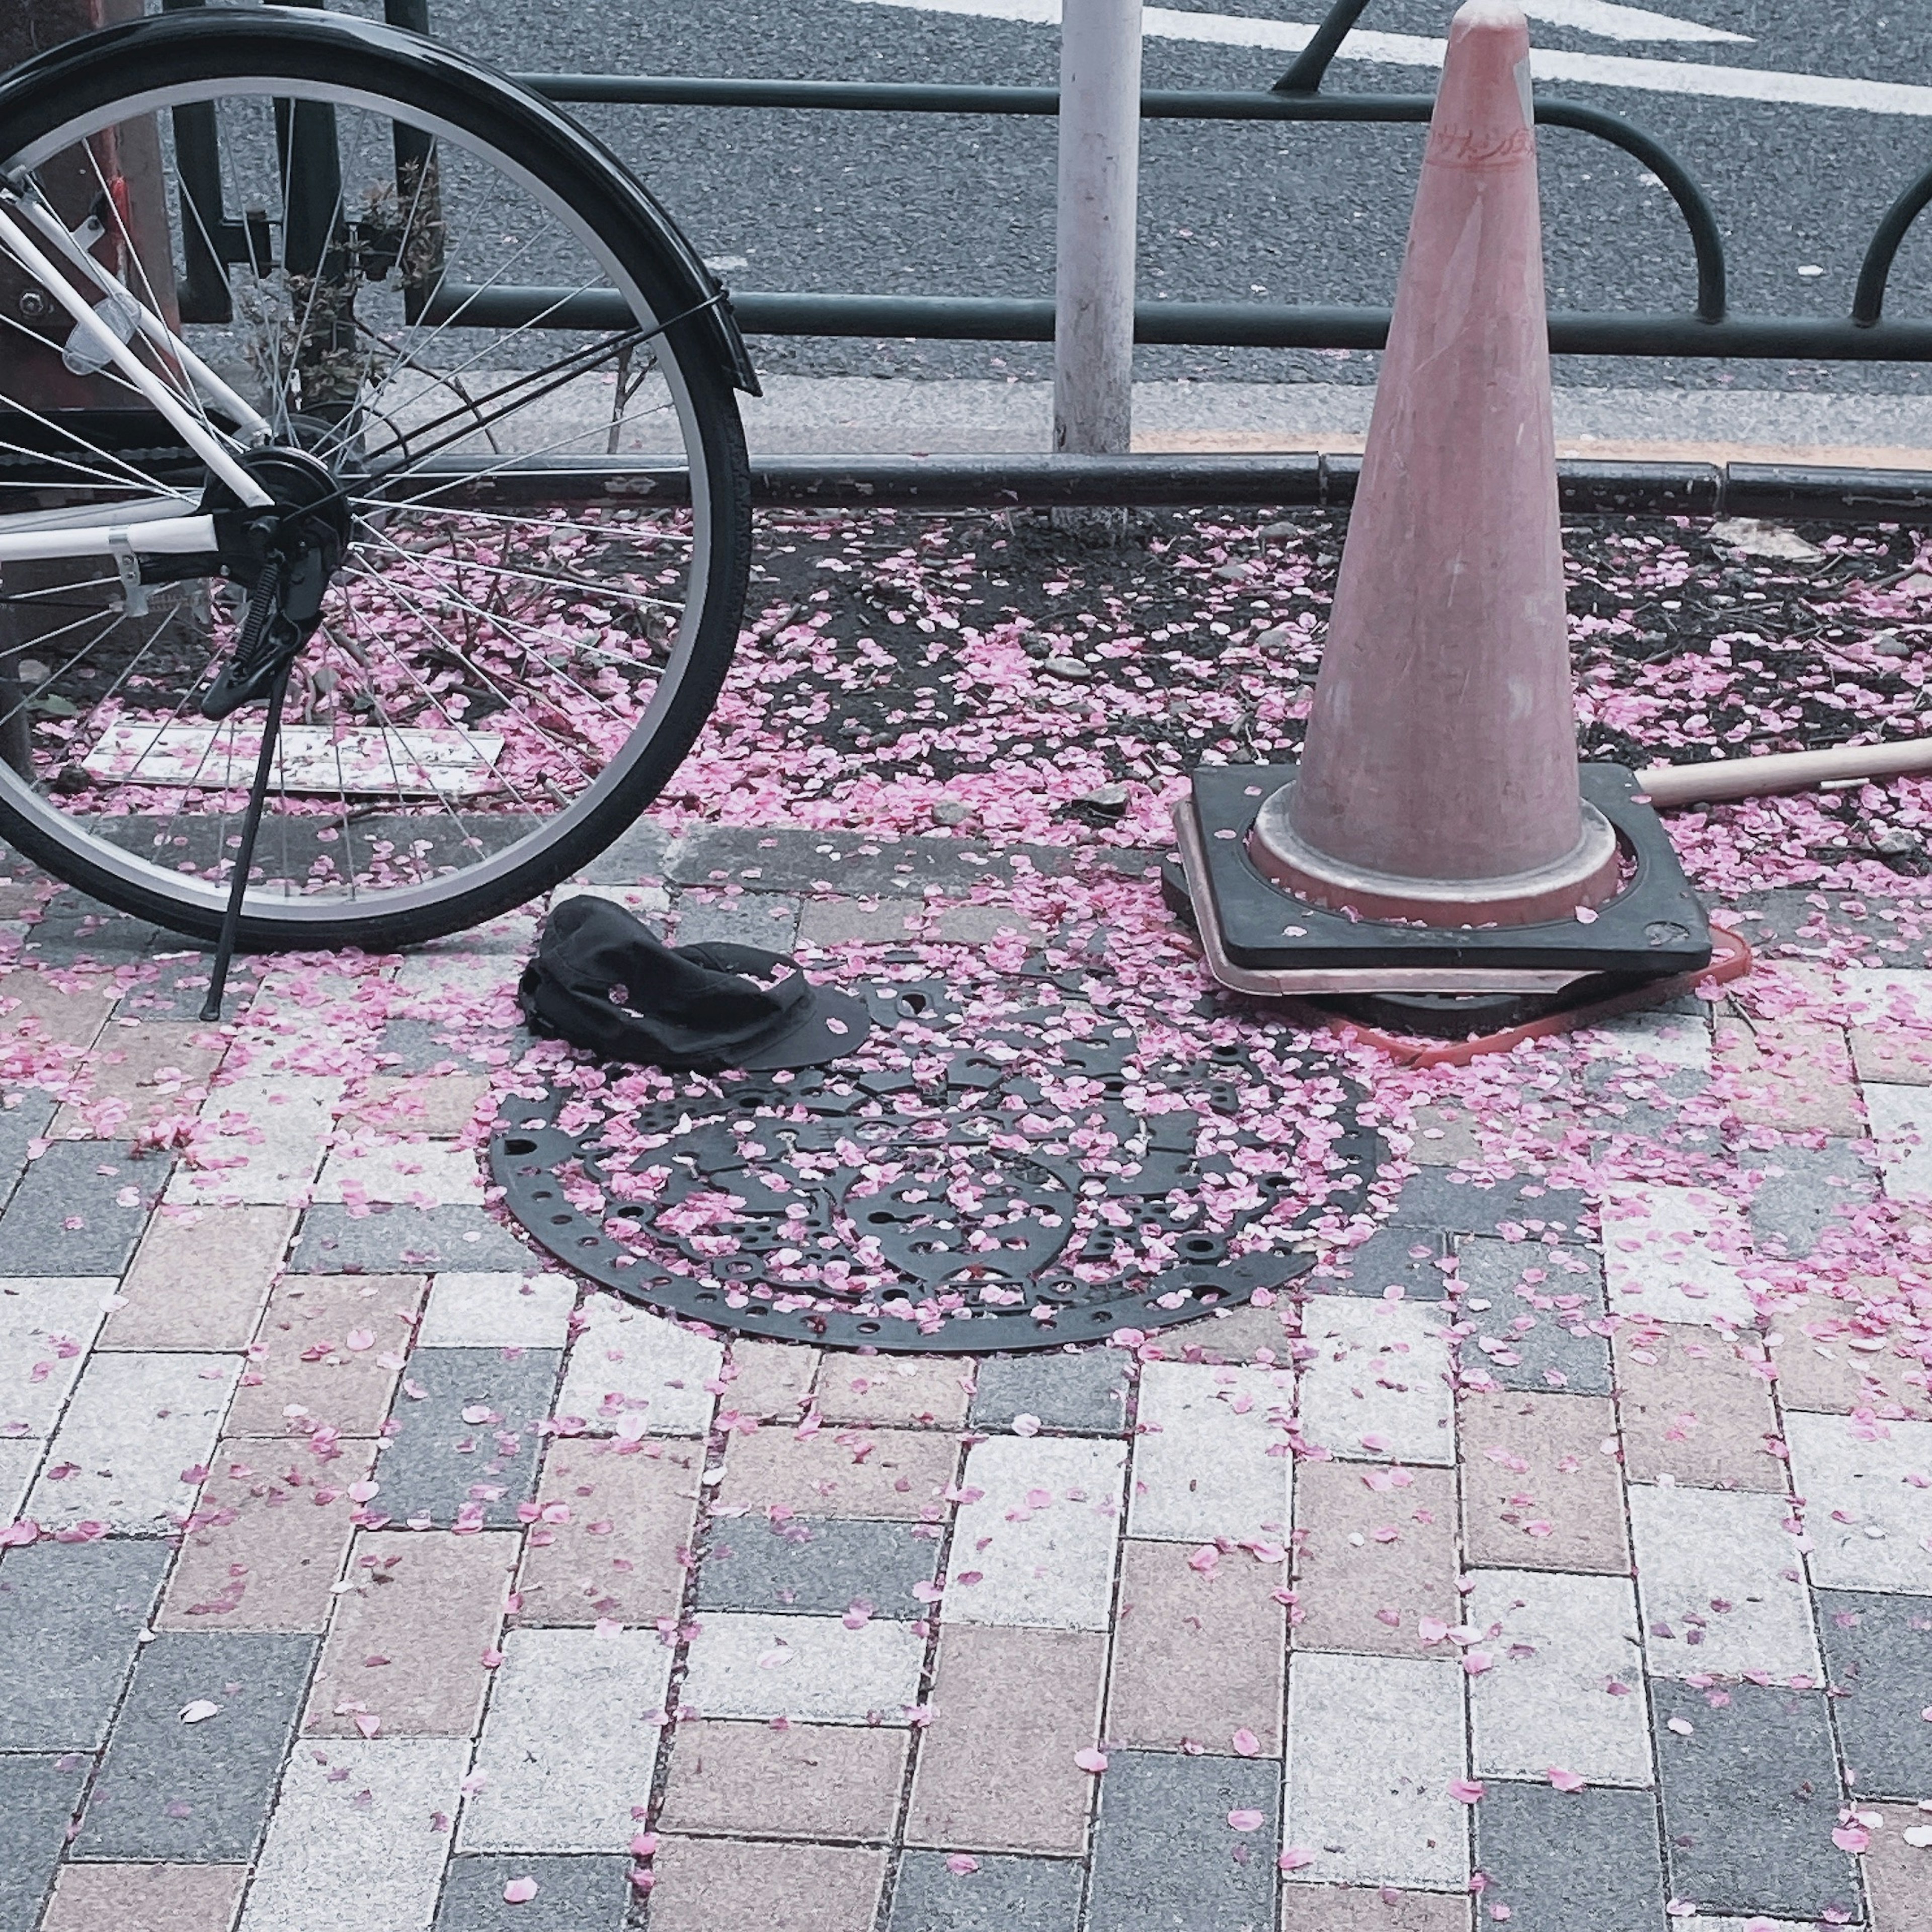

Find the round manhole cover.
xmin=492 ymin=969 xmax=1378 ymax=1351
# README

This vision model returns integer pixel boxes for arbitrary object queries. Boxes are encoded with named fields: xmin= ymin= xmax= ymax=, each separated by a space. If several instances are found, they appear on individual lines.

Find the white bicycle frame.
xmin=0 ymin=178 xmax=277 ymax=596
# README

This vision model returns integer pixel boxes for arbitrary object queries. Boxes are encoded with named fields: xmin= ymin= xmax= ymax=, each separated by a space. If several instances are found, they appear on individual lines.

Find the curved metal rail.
xmin=1272 ymin=0 xmax=1378 ymax=95
xmin=512 ymin=76 xmax=1730 ymax=329
xmin=1856 ymin=160 xmax=1932 ymax=327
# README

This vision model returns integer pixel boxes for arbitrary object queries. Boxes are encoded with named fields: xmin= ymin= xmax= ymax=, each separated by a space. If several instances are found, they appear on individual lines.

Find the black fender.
xmin=0 ymin=5 xmax=761 ymax=395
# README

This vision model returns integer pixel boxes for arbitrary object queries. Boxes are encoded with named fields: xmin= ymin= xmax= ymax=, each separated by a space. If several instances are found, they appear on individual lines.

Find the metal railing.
xmin=118 ymin=0 xmax=1932 ymax=516
xmin=400 ymin=0 xmax=1932 ymax=365
xmin=388 ymin=447 xmax=1932 ymax=521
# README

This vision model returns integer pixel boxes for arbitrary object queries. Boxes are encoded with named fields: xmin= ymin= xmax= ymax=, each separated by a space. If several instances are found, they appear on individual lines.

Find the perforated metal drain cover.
xmin=491 ymin=971 xmax=1379 ymax=1352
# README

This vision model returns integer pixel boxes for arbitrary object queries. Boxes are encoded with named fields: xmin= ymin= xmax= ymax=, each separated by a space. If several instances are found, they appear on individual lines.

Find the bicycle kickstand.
xmin=200 ymin=660 xmax=293 ymax=1024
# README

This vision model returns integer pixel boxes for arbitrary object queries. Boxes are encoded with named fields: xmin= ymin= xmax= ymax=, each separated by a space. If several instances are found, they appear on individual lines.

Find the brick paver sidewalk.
xmin=1 ymin=832 xmax=1928 ymax=1932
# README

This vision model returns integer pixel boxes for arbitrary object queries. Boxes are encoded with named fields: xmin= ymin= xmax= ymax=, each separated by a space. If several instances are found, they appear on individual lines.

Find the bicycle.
xmin=0 ymin=2 xmax=756 ymax=1009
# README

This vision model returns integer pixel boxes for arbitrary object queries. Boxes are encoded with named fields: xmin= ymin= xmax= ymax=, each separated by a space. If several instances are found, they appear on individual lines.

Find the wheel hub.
xmin=201 ymin=439 xmax=353 ymax=719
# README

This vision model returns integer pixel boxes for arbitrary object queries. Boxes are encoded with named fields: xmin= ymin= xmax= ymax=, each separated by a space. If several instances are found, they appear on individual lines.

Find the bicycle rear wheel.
xmin=0 ymin=7 xmax=752 ymax=950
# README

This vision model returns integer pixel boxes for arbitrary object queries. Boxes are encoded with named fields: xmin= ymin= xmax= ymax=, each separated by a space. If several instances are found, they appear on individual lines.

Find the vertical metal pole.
xmin=1053 ymin=0 xmax=1143 ymax=461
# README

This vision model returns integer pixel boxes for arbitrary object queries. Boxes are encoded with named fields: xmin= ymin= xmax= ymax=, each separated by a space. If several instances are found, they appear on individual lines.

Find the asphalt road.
xmin=363 ymin=0 xmax=1932 ymax=394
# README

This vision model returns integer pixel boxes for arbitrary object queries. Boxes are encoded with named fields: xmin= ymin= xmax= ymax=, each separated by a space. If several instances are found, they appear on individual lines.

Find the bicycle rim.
xmin=0 ymin=14 xmax=750 ymax=949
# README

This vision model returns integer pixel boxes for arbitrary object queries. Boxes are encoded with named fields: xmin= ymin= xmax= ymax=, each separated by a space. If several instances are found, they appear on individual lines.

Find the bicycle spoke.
xmin=325 ymin=722 xmax=362 ymax=906
xmin=0 ymin=372 xmax=199 ymax=506
xmin=335 ymin=593 xmax=506 ymax=848
xmin=0 ymin=604 xmax=141 ymax=742
xmin=308 ymin=224 xmax=557 ymax=463
xmin=359 ymin=391 xmax=691 ymax=518
xmin=348 ymin=496 xmax=695 ymax=550
xmin=335 ymin=557 xmax=608 ymax=793
xmin=0 ymin=597 xmax=139 ymax=674
xmin=366 ymin=531 xmax=684 ymax=608
xmin=0 ymin=575 xmax=120 ymax=605
xmin=356 ymin=517 xmax=682 ymax=661
xmin=69 ymin=604 xmax=189 ymax=765
xmin=354 ymin=311 xmax=643 ymax=470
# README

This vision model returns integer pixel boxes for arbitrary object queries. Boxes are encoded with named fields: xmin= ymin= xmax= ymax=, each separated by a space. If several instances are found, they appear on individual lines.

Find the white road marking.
xmin=852 ymin=0 xmax=1932 ymax=117
xmin=1521 ymin=2 xmax=1747 ymax=44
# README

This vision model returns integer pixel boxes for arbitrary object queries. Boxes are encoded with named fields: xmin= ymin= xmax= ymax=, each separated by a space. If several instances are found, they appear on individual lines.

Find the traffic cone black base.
xmin=1168 ymin=761 xmax=1713 ymax=1036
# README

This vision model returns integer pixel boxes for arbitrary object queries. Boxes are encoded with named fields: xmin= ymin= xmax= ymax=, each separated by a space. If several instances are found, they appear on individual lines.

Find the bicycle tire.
xmin=0 ymin=9 xmax=752 ymax=952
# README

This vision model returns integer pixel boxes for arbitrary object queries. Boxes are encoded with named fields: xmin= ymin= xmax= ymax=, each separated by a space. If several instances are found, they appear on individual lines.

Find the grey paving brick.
xmin=76 ymin=1630 xmax=316 ymax=1862
xmin=0 ymin=1090 xmax=57 ymax=1211
xmin=584 ymin=816 xmax=674 ymax=886
xmin=1457 ymin=1240 xmax=1612 ymax=1396
xmin=1034 ymin=845 xmax=1164 ymax=883
xmin=1817 ymin=1588 xmax=1932 ymax=1802
xmin=670 ymin=893 xmax=803 ymax=952
xmin=1086 ymin=1748 xmax=1279 ymax=1932
xmin=290 ymin=1205 xmax=534 ymax=1274
xmin=1580 ymin=1007 xmax=1707 ymax=1071
xmin=0 ymin=1540 xmax=172 ymax=1749
xmin=432 ymin=1854 xmax=630 ymax=1932
xmin=19 ymin=900 xmax=158 ymax=968
xmin=118 ymin=955 xmax=237 ymax=1021
xmin=1748 ymin=1143 xmax=1876 ymax=1259
xmin=696 ymin=1515 xmax=941 ymax=1620
xmin=1387 ymin=1170 xmax=1590 ymax=1239
xmin=1731 ymin=891 xmax=1932 ymax=962
xmin=970 ymin=1351 xmax=1131 ymax=1435
xmin=0 ymin=1754 xmax=90 ymax=1932
xmin=1582 ymin=1066 xmax=1721 ymax=1151
xmin=374 ymin=1347 xmax=560 ymax=1528
xmin=669 ymin=825 xmax=1156 ymax=896
xmin=887 ymin=1849 xmax=1085 ymax=1932
xmin=22 ymin=889 xmax=150 ymax=935
xmin=799 ymin=896 xmax=929 ymax=948
xmin=371 ymin=1019 xmax=481 ymax=1077
xmin=28 ymin=888 xmax=142 ymax=930
xmin=1652 ymin=1679 xmax=1861 ymax=1922
xmin=670 ymin=826 xmax=1015 ymax=895
xmin=0 ymin=1441 xmax=34 ymax=1521
xmin=924 ymin=904 xmax=1050 ymax=947
xmin=93 ymin=816 xmax=528 ymax=907
xmin=76 ymin=821 xmax=211 ymax=880
xmin=1316 ymin=1227 xmax=1452 ymax=1301
xmin=1475 ymin=1780 xmax=1666 ymax=1932
xmin=0 ymin=1142 xmax=170 ymax=1276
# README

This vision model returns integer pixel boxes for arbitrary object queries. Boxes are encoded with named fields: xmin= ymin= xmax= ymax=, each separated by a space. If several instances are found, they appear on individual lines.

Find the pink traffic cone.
xmin=1248 ymin=0 xmax=1618 ymax=926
